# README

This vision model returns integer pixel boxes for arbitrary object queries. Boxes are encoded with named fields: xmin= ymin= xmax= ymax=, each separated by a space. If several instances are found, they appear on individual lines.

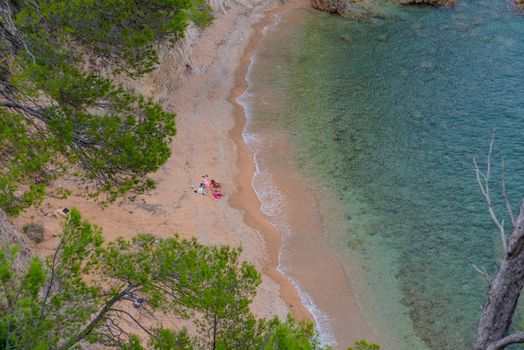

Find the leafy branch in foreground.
xmin=1 ymin=71 xmax=176 ymax=214
xmin=0 ymin=0 xmax=212 ymax=215
xmin=0 ymin=209 xmax=379 ymax=349
xmin=12 ymin=0 xmax=212 ymax=77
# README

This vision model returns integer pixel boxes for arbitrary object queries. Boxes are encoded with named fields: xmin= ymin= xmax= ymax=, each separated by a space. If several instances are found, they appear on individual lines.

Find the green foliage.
xmin=123 ymin=335 xmax=145 ymax=350
xmin=0 ymin=209 xmax=365 ymax=349
xmin=2 ymin=59 xmax=176 ymax=213
xmin=260 ymin=316 xmax=326 ymax=350
xmin=0 ymin=209 xmax=105 ymax=349
xmin=123 ymin=330 xmax=194 ymax=350
xmin=49 ymin=187 xmax=71 ymax=199
xmin=1 ymin=0 xmax=214 ymax=215
xmin=187 ymin=1 xmax=214 ymax=28
xmin=22 ymin=222 xmax=45 ymax=243
xmin=190 ymin=244 xmax=261 ymax=349
xmin=347 ymin=339 xmax=381 ymax=350
xmin=0 ymin=110 xmax=51 ymax=215
xmin=149 ymin=329 xmax=194 ymax=350
xmin=14 ymin=0 xmax=213 ymax=76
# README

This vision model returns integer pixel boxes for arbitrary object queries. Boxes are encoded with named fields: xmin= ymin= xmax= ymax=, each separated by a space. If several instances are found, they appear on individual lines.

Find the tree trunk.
xmin=475 ymin=199 xmax=524 ymax=350
xmin=212 ymin=313 xmax=218 ymax=350
xmin=58 ymin=285 xmax=132 ymax=350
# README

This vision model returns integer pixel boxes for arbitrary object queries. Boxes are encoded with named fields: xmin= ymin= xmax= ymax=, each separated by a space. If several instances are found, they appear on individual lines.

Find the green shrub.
xmin=22 ymin=223 xmax=45 ymax=243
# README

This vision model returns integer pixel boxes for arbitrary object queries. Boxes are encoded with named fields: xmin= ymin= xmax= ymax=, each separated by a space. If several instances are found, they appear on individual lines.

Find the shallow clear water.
xmin=246 ymin=1 xmax=524 ymax=349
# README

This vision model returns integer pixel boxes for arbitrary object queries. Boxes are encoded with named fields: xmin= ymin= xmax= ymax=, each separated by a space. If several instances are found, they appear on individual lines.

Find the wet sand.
xmin=230 ymin=3 xmax=381 ymax=347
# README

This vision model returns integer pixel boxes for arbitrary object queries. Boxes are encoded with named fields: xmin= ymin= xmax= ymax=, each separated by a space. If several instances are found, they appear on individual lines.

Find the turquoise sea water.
xmin=247 ymin=1 xmax=524 ymax=349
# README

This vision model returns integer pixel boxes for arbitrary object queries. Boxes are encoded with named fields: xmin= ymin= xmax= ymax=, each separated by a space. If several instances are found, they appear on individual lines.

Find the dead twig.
xmin=473 ymin=136 xmax=508 ymax=253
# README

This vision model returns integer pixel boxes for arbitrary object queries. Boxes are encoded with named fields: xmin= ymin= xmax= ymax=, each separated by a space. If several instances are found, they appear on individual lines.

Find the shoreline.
xmin=11 ymin=0 xmax=379 ymax=347
xmin=227 ymin=0 xmax=314 ymax=323
xmin=228 ymin=3 xmax=383 ymax=348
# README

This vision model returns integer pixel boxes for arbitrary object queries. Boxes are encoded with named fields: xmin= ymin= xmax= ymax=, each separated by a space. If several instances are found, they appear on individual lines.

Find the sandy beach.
xmin=13 ymin=0 xmax=378 ymax=348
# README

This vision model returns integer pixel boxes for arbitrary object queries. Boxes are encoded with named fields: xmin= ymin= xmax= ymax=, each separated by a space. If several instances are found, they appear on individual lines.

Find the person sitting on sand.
xmin=203 ymin=176 xmax=212 ymax=192
xmin=197 ymin=175 xmax=208 ymax=195
xmin=210 ymin=180 xmax=223 ymax=199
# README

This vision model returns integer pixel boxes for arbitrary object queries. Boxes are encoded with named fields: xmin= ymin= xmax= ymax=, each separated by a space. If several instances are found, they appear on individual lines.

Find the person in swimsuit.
xmin=203 ymin=176 xmax=212 ymax=190
xmin=211 ymin=180 xmax=223 ymax=199
xmin=197 ymin=175 xmax=208 ymax=195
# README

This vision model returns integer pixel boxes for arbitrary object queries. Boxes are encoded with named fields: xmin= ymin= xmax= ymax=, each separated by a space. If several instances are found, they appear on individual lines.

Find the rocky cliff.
xmin=311 ymin=0 xmax=353 ymax=16
xmin=0 ymin=210 xmax=33 ymax=272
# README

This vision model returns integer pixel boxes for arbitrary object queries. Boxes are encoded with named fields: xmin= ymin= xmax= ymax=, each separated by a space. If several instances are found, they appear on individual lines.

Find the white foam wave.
xmin=278 ymin=263 xmax=337 ymax=346
xmin=262 ymin=13 xmax=283 ymax=35
xmin=238 ymin=93 xmax=336 ymax=345
xmin=235 ymin=14 xmax=337 ymax=348
xmin=252 ymin=170 xmax=286 ymax=216
xmin=274 ymin=220 xmax=337 ymax=346
xmin=249 ymin=165 xmax=336 ymax=345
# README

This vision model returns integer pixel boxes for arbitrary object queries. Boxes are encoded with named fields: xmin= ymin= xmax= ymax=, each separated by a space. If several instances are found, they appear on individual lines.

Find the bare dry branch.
xmin=40 ymin=236 xmax=65 ymax=316
xmin=500 ymin=158 xmax=515 ymax=225
xmin=58 ymin=284 xmax=133 ymax=350
xmin=109 ymin=308 xmax=154 ymax=337
xmin=487 ymin=137 xmax=494 ymax=180
xmin=473 ymin=137 xmax=508 ymax=253
xmin=473 ymin=264 xmax=490 ymax=282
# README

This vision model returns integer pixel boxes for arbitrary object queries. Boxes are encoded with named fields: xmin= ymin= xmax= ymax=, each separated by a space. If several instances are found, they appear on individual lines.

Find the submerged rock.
xmin=342 ymin=35 xmax=353 ymax=43
xmin=311 ymin=0 xmax=455 ymax=17
xmin=397 ymin=0 xmax=455 ymax=5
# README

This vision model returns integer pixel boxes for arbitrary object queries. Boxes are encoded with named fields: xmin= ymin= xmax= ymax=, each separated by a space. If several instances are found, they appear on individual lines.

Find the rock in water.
xmin=311 ymin=0 xmax=339 ymax=13
xmin=311 ymin=0 xmax=354 ymax=17
xmin=342 ymin=35 xmax=353 ymax=43
xmin=397 ymin=0 xmax=455 ymax=5
xmin=311 ymin=0 xmax=455 ymax=19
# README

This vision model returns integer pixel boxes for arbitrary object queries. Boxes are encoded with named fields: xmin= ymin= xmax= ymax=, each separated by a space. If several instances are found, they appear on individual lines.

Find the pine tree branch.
xmin=58 ymin=284 xmax=134 ymax=350
xmin=109 ymin=308 xmax=155 ymax=337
